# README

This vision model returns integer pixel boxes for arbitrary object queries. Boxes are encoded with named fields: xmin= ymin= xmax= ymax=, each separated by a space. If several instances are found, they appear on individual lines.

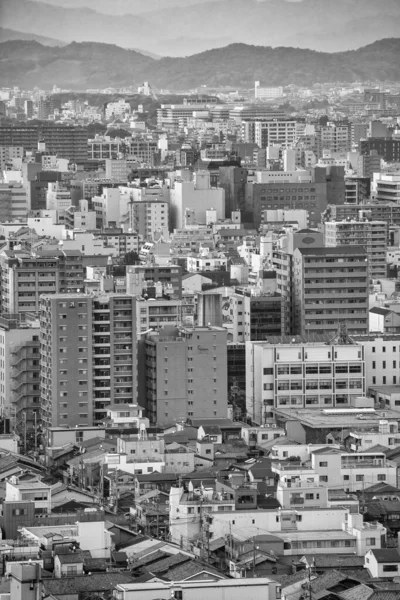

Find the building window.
xmin=319 ymin=462 xmax=328 ymax=467
xmin=383 ymin=565 xmax=398 ymax=572
xmin=378 ymin=474 xmax=386 ymax=481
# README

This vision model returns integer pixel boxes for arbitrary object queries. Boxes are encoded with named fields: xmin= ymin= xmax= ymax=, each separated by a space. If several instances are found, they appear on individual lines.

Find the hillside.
xmin=0 ymin=38 xmax=399 ymax=90
xmin=1 ymin=0 xmax=400 ymax=56
xmin=0 ymin=27 xmax=64 ymax=46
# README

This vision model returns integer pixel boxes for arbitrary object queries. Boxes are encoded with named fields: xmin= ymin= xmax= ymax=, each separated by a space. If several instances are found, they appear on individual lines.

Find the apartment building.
xmin=246 ymin=336 xmax=365 ymax=423
xmin=0 ymin=126 xmax=88 ymax=163
xmin=292 ymin=246 xmax=369 ymax=336
xmin=129 ymin=199 xmax=169 ymax=240
xmin=324 ymin=220 xmax=388 ymax=280
xmin=361 ymin=138 xmax=400 ymax=163
xmin=142 ymin=326 xmax=227 ymax=426
xmin=253 ymin=120 xmax=297 ymax=149
xmin=170 ymin=171 xmax=224 ymax=230
xmin=0 ymin=249 xmax=84 ymax=315
xmin=316 ymin=122 xmax=351 ymax=156
xmin=0 ymin=314 xmax=40 ymax=437
xmin=126 ymin=265 xmax=182 ymax=299
xmin=126 ymin=139 xmax=159 ymax=164
xmin=40 ymin=293 xmax=137 ymax=428
xmin=136 ymin=298 xmax=183 ymax=337
xmin=0 ymin=182 xmax=27 ymax=221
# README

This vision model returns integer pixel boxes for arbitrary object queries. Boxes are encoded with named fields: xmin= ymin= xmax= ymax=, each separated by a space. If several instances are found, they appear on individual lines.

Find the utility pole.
xmin=24 ymin=412 xmax=27 ymax=453
xmin=253 ymin=536 xmax=256 ymax=577
xmin=34 ymin=411 xmax=37 ymax=455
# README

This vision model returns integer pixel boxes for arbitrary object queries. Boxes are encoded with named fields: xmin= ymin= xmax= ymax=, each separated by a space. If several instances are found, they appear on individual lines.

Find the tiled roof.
xmin=149 ymin=552 xmax=191 ymax=574
xmin=370 ymin=549 xmax=400 ymax=563
xmin=43 ymin=572 xmax=134 ymax=595
xmin=163 ymin=560 xmax=225 ymax=582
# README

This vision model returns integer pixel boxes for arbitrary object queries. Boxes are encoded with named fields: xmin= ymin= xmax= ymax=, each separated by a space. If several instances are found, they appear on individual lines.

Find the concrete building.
xmin=40 ymin=293 xmax=137 ymax=428
xmin=64 ymin=199 xmax=97 ymax=230
xmin=253 ymin=119 xmax=297 ymax=150
xmin=254 ymin=82 xmax=283 ymax=99
xmin=230 ymin=289 xmax=284 ymax=343
xmin=245 ymin=166 xmax=345 ymax=229
xmin=352 ymin=334 xmax=400 ymax=389
xmin=105 ymin=99 xmax=131 ymax=120
xmin=292 ymin=246 xmax=369 ymax=336
xmin=136 ymin=297 xmax=183 ymax=337
xmin=129 ymin=199 xmax=169 ymax=240
xmin=0 ymin=181 xmax=27 ymax=221
xmin=324 ymin=220 xmax=388 ymax=280
xmin=126 ymin=265 xmax=182 ymax=299
xmin=46 ymin=181 xmax=72 ymax=224
xmin=218 ymin=166 xmax=247 ymax=217
xmin=0 ymin=249 xmax=84 ymax=315
xmin=317 ymin=122 xmax=351 ymax=156
xmin=246 ymin=335 xmax=365 ymax=423
xmin=0 ymin=314 xmax=41 ymax=439
xmin=170 ymin=171 xmax=224 ymax=230
xmin=375 ymin=173 xmax=400 ymax=204
xmin=142 ymin=326 xmax=228 ymax=425
xmin=105 ymin=158 xmax=129 ymax=180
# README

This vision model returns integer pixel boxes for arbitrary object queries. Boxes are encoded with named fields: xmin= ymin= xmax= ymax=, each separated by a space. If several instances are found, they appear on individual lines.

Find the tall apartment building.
xmin=316 ymin=122 xmax=351 ymax=156
xmin=324 ymin=220 xmax=388 ymax=280
xmin=375 ymin=173 xmax=400 ymax=204
xmin=0 ymin=146 xmax=24 ymax=170
xmin=0 ymin=314 xmax=40 ymax=435
xmin=357 ymin=150 xmax=381 ymax=179
xmin=253 ymin=120 xmax=297 ymax=149
xmin=142 ymin=326 xmax=227 ymax=425
xmin=129 ymin=199 xmax=169 ymax=240
xmin=273 ymin=229 xmax=325 ymax=335
xmin=40 ymin=293 xmax=137 ymax=428
xmin=136 ymin=298 xmax=183 ymax=337
xmin=292 ymin=246 xmax=369 ymax=336
xmin=105 ymin=159 xmax=129 ymax=180
xmin=0 ymin=182 xmax=27 ymax=221
xmin=326 ymin=203 xmax=400 ymax=231
xmin=230 ymin=289 xmax=284 ymax=342
xmin=344 ymin=177 xmax=370 ymax=205
xmin=0 ymin=250 xmax=84 ymax=315
xmin=0 ymin=126 xmax=88 ymax=163
xmin=38 ymin=98 xmax=53 ymax=120
xmin=246 ymin=336 xmax=365 ymax=424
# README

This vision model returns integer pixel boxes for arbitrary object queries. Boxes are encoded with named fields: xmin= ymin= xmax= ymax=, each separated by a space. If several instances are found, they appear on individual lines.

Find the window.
xmin=372 ymin=361 xmax=376 ymax=369
xmin=319 ymin=461 xmax=328 ymax=467
xmin=356 ymin=475 xmax=364 ymax=482
xmin=383 ymin=565 xmax=398 ymax=572
xmin=320 ymin=476 xmax=328 ymax=482
xmin=378 ymin=474 xmax=386 ymax=481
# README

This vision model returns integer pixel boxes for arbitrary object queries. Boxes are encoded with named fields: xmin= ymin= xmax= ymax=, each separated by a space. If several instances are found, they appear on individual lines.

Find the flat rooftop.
xmin=274 ymin=407 xmax=400 ymax=428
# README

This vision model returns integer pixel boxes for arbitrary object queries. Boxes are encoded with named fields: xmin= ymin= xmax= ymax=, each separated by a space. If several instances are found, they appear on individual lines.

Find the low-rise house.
xmin=6 ymin=477 xmax=51 ymax=515
xmin=54 ymin=551 xmax=85 ymax=578
xmin=164 ymin=442 xmax=195 ymax=473
xmin=365 ymin=548 xmax=400 ymax=578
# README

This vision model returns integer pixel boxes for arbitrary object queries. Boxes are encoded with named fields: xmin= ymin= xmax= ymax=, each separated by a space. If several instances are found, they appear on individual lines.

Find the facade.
xmin=39 ymin=293 xmax=137 ymax=428
xmin=0 ymin=126 xmax=88 ymax=163
xmin=352 ymin=334 xmax=400 ymax=389
xmin=129 ymin=199 xmax=169 ymax=239
xmin=246 ymin=336 xmax=365 ymax=423
xmin=292 ymin=246 xmax=369 ymax=336
xmin=230 ymin=289 xmax=284 ymax=342
xmin=170 ymin=171 xmax=225 ymax=229
xmin=136 ymin=298 xmax=183 ymax=337
xmin=0 ymin=250 xmax=84 ymax=315
xmin=375 ymin=173 xmax=400 ymax=204
xmin=361 ymin=138 xmax=400 ymax=163
xmin=142 ymin=326 xmax=228 ymax=425
xmin=218 ymin=166 xmax=247 ymax=217
xmin=324 ymin=220 xmax=388 ymax=280
xmin=126 ymin=265 xmax=182 ymax=299
xmin=0 ymin=182 xmax=27 ymax=220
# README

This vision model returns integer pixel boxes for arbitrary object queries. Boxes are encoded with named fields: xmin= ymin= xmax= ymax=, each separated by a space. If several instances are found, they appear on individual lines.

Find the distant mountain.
xmin=0 ymin=27 xmax=64 ymax=46
xmin=1 ymin=0 xmax=400 ymax=56
xmin=0 ymin=38 xmax=399 ymax=91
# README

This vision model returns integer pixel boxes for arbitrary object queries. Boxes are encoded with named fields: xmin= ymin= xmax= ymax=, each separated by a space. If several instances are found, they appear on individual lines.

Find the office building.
xmin=38 ymin=98 xmax=53 ymax=120
xmin=376 ymin=173 xmax=400 ymax=204
xmin=245 ymin=166 xmax=345 ymax=229
xmin=40 ymin=293 xmax=137 ymax=428
xmin=361 ymin=139 xmax=400 ymax=163
xmin=105 ymin=159 xmax=129 ymax=180
xmin=142 ymin=326 xmax=227 ymax=425
xmin=292 ymin=246 xmax=369 ymax=336
xmin=324 ymin=220 xmax=388 ymax=280
xmin=0 ymin=126 xmax=88 ymax=163
xmin=246 ymin=335 xmax=365 ymax=423
xmin=230 ymin=289 xmax=284 ymax=342
xmin=88 ymin=136 xmax=125 ymax=160
xmin=219 ymin=166 xmax=247 ymax=217
xmin=326 ymin=203 xmax=400 ymax=231
xmin=0 ymin=145 xmax=24 ymax=170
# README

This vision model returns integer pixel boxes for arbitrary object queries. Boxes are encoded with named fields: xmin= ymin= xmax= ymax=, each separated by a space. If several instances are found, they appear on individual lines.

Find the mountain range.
xmin=1 ymin=0 xmax=400 ymax=56
xmin=0 ymin=38 xmax=399 ymax=91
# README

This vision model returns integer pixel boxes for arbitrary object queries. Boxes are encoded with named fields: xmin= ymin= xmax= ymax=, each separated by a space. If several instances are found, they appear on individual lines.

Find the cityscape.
xmin=1 ymin=0 xmax=400 ymax=598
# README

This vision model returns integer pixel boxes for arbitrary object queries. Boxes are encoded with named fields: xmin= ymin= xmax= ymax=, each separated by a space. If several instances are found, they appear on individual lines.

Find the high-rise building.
xmin=316 ymin=122 xmax=351 ymax=156
xmin=360 ymin=139 xmax=400 ymax=163
xmin=218 ymin=166 xmax=248 ymax=217
xmin=324 ymin=220 xmax=388 ymax=280
xmin=38 ymin=98 xmax=53 ymax=120
xmin=230 ymin=289 xmax=284 ymax=342
xmin=40 ymin=293 xmax=137 ymax=428
xmin=0 ymin=126 xmax=88 ymax=163
xmin=0 ymin=250 xmax=84 ymax=315
xmin=0 ymin=314 xmax=40 ymax=435
xmin=126 ymin=265 xmax=182 ymax=300
xmin=142 ymin=325 xmax=227 ymax=425
xmin=292 ymin=246 xmax=369 ymax=336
